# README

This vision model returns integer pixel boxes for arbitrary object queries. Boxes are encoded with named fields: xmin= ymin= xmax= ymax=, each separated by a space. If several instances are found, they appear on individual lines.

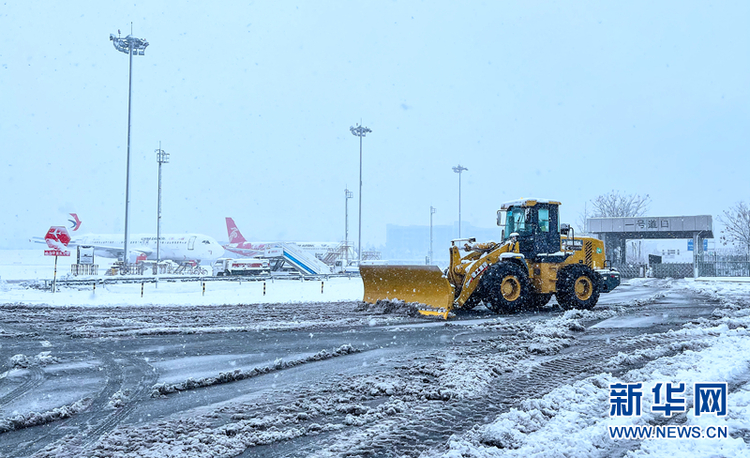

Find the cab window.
xmin=538 ymin=208 xmax=549 ymax=233
xmin=505 ymin=208 xmax=532 ymax=237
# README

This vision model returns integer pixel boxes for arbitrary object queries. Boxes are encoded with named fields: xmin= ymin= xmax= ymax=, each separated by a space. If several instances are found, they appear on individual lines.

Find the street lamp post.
xmin=344 ymin=188 xmax=353 ymax=264
xmin=429 ymin=206 xmax=436 ymax=264
xmin=155 ymin=143 xmax=169 ymax=265
xmin=110 ymin=29 xmax=149 ymax=271
xmin=452 ymin=164 xmax=468 ymax=238
xmin=350 ymin=123 xmax=372 ymax=264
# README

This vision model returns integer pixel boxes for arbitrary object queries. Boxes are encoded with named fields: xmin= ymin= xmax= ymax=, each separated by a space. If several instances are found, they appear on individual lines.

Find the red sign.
xmin=45 ymin=226 xmax=71 ymax=246
xmin=45 ymin=249 xmax=71 ymax=257
xmin=44 ymin=226 xmax=72 ymax=256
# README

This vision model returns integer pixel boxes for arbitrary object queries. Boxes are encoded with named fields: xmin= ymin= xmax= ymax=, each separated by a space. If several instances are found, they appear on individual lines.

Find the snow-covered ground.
xmin=0 ymin=249 xmax=364 ymax=306
xmin=2 ymin=248 xmax=750 ymax=457
xmin=0 ymin=249 xmax=80 ymax=281
xmin=430 ymin=278 xmax=750 ymax=458
xmin=0 ymin=275 xmax=364 ymax=307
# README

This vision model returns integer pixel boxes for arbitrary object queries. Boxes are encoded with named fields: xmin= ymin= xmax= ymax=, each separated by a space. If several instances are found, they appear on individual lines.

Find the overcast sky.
xmin=2 ymin=1 xmax=748 ymax=249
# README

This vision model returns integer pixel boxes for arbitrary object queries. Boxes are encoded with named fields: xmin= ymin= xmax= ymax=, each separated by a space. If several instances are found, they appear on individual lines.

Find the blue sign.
xmin=687 ymin=240 xmax=709 ymax=252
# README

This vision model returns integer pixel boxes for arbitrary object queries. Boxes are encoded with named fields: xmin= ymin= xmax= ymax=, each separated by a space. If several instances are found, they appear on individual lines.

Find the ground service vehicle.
xmin=360 ymin=198 xmax=620 ymax=319
xmin=212 ymin=258 xmax=270 ymax=276
xmin=332 ymin=259 xmax=360 ymax=274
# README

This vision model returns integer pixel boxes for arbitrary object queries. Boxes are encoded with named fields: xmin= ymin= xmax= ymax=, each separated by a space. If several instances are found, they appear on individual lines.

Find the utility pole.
xmin=350 ymin=123 xmax=372 ymax=263
xmin=452 ymin=164 xmax=468 ymax=238
xmin=110 ymin=27 xmax=149 ymax=271
xmin=155 ymin=143 xmax=169 ymax=265
xmin=344 ymin=188 xmax=353 ymax=264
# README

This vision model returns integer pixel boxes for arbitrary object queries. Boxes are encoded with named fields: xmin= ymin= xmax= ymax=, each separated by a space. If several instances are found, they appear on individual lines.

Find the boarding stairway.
xmin=321 ymin=242 xmax=355 ymax=265
xmin=263 ymin=242 xmax=332 ymax=276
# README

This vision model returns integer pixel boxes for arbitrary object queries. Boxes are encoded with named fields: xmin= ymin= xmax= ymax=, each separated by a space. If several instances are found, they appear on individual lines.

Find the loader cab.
xmin=498 ymin=199 xmax=561 ymax=260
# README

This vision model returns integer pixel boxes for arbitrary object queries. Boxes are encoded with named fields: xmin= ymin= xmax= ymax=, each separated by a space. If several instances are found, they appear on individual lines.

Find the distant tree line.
xmin=577 ymin=190 xmax=651 ymax=234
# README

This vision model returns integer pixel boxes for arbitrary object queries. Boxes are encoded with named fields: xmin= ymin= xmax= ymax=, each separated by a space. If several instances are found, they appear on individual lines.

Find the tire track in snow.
xmin=294 ymin=331 xmax=701 ymax=457
xmin=7 ymin=349 xmax=133 ymax=457
xmin=0 ymin=366 xmax=45 ymax=408
xmin=79 ymin=353 xmax=158 ymax=451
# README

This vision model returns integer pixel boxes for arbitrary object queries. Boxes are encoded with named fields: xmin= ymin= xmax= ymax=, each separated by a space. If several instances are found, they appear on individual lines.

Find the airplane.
xmin=223 ymin=217 xmax=356 ymax=261
xmin=32 ymin=213 xmax=224 ymax=264
xmin=223 ymin=217 xmax=277 ymax=258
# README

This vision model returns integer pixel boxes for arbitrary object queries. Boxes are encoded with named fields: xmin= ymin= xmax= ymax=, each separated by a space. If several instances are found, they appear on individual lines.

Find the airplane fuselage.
xmin=223 ymin=242 xmax=275 ymax=258
xmin=72 ymin=233 xmax=224 ymax=264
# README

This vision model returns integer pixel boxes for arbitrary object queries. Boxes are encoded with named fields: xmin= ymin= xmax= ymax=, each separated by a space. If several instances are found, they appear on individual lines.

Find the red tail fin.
xmin=226 ymin=217 xmax=247 ymax=244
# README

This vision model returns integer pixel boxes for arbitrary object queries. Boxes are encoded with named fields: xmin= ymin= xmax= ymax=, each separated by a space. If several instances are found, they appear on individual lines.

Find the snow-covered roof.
xmin=500 ymin=198 xmax=562 ymax=210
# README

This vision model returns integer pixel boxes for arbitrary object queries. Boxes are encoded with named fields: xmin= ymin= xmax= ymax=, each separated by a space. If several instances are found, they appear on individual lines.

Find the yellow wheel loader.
xmin=360 ymin=198 xmax=621 ymax=319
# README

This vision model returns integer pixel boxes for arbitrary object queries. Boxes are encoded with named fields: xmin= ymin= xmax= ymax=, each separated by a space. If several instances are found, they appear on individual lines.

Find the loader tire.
xmin=556 ymin=265 xmax=600 ymax=310
xmin=461 ymin=293 xmax=482 ymax=311
xmin=480 ymin=262 xmax=531 ymax=314
xmin=528 ymin=293 xmax=553 ymax=309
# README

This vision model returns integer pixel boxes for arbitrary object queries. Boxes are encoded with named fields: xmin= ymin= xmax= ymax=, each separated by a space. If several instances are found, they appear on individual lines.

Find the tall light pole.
xmin=429 ymin=206 xmax=436 ymax=264
xmin=156 ymin=143 xmax=169 ymax=265
xmin=350 ymin=123 xmax=372 ymax=263
xmin=344 ymin=188 xmax=353 ymax=264
xmin=110 ymin=29 xmax=148 ymax=269
xmin=452 ymin=164 xmax=468 ymax=238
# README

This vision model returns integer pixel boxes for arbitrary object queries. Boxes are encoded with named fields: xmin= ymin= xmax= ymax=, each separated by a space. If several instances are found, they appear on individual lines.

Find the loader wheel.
xmin=460 ymin=294 xmax=481 ymax=310
xmin=528 ymin=293 xmax=553 ymax=309
xmin=480 ymin=262 xmax=530 ymax=314
xmin=556 ymin=265 xmax=601 ymax=310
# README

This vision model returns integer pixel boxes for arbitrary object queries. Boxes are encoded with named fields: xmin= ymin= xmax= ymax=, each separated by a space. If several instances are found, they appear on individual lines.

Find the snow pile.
xmin=355 ymin=299 xmax=422 ymax=317
xmin=151 ymin=344 xmax=360 ymax=397
xmin=108 ymin=390 xmax=132 ymax=409
xmin=9 ymin=351 xmax=60 ymax=368
xmin=0 ymin=398 xmax=92 ymax=433
xmin=466 ymin=374 xmax=615 ymax=455
xmin=436 ymin=334 xmax=750 ymax=457
xmin=433 ymin=279 xmax=750 ymax=457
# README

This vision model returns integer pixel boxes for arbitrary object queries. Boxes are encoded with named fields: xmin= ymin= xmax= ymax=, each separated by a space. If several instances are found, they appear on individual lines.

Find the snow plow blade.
xmin=360 ymin=265 xmax=455 ymax=319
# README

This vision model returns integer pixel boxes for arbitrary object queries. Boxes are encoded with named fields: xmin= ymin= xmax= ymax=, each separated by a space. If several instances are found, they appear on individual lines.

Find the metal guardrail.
xmin=23 ymin=272 xmax=360 ymax=290
xmin=697 ymin=261 xmax=750 ymax=277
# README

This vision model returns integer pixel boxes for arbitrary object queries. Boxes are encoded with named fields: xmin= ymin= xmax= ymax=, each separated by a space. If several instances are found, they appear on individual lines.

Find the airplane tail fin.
xmin=68 ymin=213 xmax=82 ymax=231
xmin=226 ymin=217 xmax=247 ymax=244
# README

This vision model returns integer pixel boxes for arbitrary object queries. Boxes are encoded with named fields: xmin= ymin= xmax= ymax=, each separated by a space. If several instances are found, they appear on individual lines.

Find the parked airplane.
xmin=32 ymin=214 xmax=224 ymax=264
xmin=223 ymin=217 xmax=357 ymax=261
xmin=223 ymin=217 xmax=276 ymax=258
xmin=222 ymin=218 xmax=344 ymax=275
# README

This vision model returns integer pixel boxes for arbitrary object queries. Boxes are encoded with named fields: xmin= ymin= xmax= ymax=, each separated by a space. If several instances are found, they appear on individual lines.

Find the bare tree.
xmin=576 ymin=191 xmax=651 ymax=234
xmin=589 ymin=190 xmax=651 ymax=218
xmin=719 ymin=201 xmax=750 ymax=255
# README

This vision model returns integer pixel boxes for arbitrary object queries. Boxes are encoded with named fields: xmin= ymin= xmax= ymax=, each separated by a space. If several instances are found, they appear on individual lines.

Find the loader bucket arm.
xmin=360 ymin=265 xmax=455 ymax=319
